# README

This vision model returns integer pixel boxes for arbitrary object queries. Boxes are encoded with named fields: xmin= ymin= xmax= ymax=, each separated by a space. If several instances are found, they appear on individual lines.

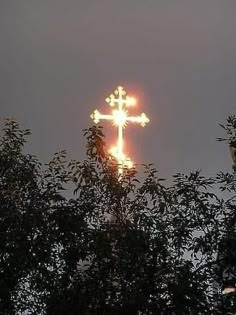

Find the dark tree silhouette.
xmin=0 ymin=117 xmax=235 ymax=314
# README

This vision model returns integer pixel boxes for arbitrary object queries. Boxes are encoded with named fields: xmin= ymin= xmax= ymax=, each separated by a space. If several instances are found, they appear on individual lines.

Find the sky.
xmin=0 ymin=0 xmax=236 ymax=178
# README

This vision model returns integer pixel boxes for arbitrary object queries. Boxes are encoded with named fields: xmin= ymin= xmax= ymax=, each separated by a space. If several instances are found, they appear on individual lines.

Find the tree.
xmin=0 ymin=120 xmax=89 ymax=314
xmin=215 ymin=115 xmax=236 ymax=314
xmin=0 ymin=118 xmax=235 ymax=314
xmin=0 ymin=119 xmax=43 ymax=314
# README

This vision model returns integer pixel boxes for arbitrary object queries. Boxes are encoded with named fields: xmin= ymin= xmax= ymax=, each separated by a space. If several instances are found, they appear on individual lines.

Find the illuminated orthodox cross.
xmin=90 ymin=86 xmax=150 ymax=175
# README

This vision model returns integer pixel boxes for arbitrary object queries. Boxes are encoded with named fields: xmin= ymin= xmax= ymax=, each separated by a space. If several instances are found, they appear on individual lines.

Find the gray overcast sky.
xmin=0 ymin=1 xmax=235 ymax=177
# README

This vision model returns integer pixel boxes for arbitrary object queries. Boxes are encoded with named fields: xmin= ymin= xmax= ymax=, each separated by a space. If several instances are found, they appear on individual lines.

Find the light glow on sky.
xmin=90 ymin=86 xmax=150 ymax=175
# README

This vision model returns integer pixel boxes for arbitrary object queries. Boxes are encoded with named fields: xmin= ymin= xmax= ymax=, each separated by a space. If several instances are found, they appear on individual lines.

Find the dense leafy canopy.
xmin=0 ymin=118 xmax=235 ymax=314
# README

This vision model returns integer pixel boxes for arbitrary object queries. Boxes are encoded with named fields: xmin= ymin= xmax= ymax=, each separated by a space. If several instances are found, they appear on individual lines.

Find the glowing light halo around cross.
xmin=90 ymin=86 xmax=150 ymax=175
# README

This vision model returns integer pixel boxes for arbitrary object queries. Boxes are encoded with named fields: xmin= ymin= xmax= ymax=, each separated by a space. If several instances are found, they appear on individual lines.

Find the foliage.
xmin=217 ymin=115 xmax=236 ymax=146
xmin=0 ymin=118 xmax=235 ymax=314
xmin=215 ymin=115 xmax=236 ymax=313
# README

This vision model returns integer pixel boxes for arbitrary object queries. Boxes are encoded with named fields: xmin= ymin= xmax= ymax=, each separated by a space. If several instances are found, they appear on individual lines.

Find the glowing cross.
xmin=90 ymin=86 xmax=150 ymax=175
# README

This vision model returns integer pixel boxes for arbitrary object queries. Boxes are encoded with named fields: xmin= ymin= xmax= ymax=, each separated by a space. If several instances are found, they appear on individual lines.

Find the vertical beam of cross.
xmin=90 ymin=86 xmax=150 ymax=175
